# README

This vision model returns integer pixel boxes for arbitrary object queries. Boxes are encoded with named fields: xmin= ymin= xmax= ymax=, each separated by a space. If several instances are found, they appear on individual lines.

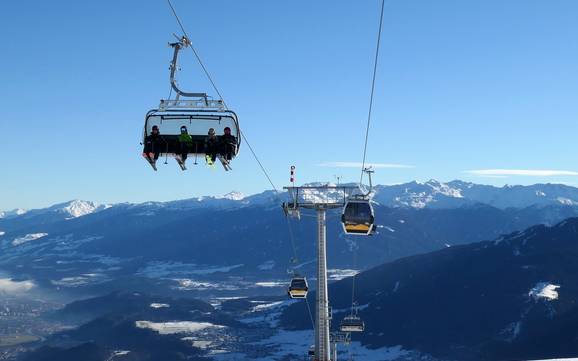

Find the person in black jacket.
xmin=204 ymin=128 xmax=218 ymax=165
xmin=142 ymin=125 xmax=166 ymax=163
xmin=220 ymin=126 xmax=237 ymax=161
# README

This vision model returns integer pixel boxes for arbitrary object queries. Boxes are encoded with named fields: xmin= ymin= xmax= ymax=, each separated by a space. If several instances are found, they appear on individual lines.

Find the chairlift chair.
xmin=142 ymin=35 xmax=240 ymax=169
xmin=340 ymin=314 xmax=365 ymax=333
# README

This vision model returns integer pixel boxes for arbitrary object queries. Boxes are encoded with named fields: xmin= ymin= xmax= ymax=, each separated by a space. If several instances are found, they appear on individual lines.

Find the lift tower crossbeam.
xmin=283 ymin=185 xmax=357 ymax=361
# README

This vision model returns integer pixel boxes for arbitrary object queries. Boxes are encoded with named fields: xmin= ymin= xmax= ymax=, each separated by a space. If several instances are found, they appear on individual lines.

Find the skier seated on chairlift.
xmin=142 ymin=125 xmax=165 ymax=164
xmin=177 ymin=125 xmax=193 ymax=165
xmin=220 ymin=126 xmax=237 ymax=161
xmin=204 ymin=128 xmax=219 ymax=165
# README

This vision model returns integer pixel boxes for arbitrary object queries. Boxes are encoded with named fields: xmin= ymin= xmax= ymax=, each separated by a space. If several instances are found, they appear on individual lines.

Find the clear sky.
xmin=1 ymin=0 xmax=578 ymax=210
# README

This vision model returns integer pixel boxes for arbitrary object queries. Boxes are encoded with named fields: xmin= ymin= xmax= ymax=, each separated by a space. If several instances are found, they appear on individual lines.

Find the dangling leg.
xmin=176 ymin=143 xmax=188 ymax=170
xmin=225 ymin=143 xmax=235 ymax=161
xmin=142 ymin=141 xmax=157 ymax=170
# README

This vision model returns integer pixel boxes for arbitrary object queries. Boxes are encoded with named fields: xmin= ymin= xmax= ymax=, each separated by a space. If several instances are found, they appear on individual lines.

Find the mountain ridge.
xmin=4 ymin=180 xmax=578 ymax=217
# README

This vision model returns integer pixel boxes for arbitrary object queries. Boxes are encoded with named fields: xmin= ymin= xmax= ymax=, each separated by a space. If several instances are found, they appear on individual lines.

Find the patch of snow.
xmin=12 ymin=233 xmax=48 ymax=246
xmin=111 ymin=350 xmax=130 ymax=357
xmin=328 ymin=269 xmax=359 ymax=281
xmin=173 ymin=279 xmax=239 ymax=291
xmin=0 ymin=278 xmax=35 ymax=293
xmin=51 ymin=273 xmax=109 ymax=287
xmin=135 ymin=321 xmax=224 ymax=335
xmin=252 ymin=301 xmax=285 ymax=312
xmin=150 ymin=303 xmax=170 ymax=309
xmin=557 ymin=197 xmax=578 ymax=206
xmin=536 ymin=190 xmax=546 ymax=197
xmin=257 ymin=260 xmax=275 ymax=270
xmin=384 ymin=226 xmax=395 ymax=232
xmin=255 ymin=281 xmax=285 ymax=288
xmin=529 ymin=282 xmax=560 ymax=301
xmin=0 ymin=231 xmax=5 ymax=236
xmin=392 ymin=281 xmax=400 ymax=293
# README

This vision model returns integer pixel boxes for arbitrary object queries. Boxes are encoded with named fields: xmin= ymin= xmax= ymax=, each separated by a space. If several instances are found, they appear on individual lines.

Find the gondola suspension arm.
xmin=363 ymin=167 xmax=374 ymax=198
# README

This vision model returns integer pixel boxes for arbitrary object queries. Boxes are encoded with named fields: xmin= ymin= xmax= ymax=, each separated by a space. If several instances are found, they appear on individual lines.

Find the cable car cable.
xmin=167 ymin=0 xmax=226 ymax=104
xmin=350 ymin=240 xmax=358 ymax=313
xmin=360 ymin=0 xmax=386 ymax=185
xmin=349 ymin=0 xmax=386 ymax=319
xmin=237 ymin=132 xmax=301 ymax=270
xmin=305 ymin=297 xmax=316 ymax=332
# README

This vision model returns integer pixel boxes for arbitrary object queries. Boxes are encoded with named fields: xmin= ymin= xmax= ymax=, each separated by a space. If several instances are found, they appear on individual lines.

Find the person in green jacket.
xmin=177 ymin=125 xmax=193 ymax=164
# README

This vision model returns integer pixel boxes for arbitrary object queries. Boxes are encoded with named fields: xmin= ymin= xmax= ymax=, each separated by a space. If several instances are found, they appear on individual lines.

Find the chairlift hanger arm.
xmin=169 ymin=36 xmax=208 ymax=100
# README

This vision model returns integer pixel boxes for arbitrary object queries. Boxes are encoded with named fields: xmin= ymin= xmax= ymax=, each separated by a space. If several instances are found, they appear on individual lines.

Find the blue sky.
xmin=1 ymin=0 xmax=578 ymax=210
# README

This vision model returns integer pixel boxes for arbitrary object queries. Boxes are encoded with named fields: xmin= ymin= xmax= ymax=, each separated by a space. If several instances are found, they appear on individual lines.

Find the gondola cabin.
xmin=288 ymin=277 xmax=308 ymax=299
xmin=340 ymin=315 xmax=365 ymax=332
xmin=341 ymin=198 xmax=375 ymax=236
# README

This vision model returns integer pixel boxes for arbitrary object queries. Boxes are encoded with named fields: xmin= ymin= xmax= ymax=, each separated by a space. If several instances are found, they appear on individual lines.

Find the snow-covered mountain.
xmin=1 ymin=200 xmax=109 ymax=221
xmin=373 ymin=180 xmax=578 ymax=209
xmin=49 ymin=200 xmax=111 ymax=218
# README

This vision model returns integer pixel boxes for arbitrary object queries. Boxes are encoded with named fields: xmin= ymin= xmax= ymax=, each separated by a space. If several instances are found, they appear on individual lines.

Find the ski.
xmin=217 ymin=155 xmax=232 ymax=171
xmin=142 ymin=153 xmax=158 ymax=171
xmin=175 ymin=155 xmax=187 ymax=171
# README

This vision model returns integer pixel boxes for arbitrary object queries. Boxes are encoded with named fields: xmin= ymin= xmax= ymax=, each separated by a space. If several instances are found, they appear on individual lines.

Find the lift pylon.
xmin=283 ymin=185 xmax=357 ymax=361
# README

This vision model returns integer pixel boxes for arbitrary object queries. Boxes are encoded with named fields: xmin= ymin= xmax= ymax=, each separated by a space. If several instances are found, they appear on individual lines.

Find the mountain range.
xmin=2 ymin=180 xmax=578 ymax=298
